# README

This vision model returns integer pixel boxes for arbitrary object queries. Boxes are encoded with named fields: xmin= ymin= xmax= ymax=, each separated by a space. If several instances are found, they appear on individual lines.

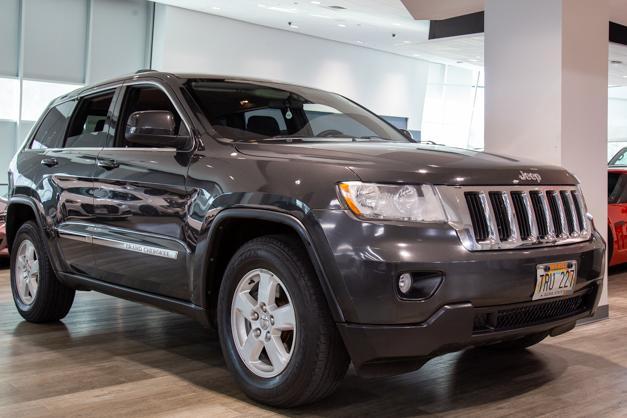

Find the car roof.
xmin=50 ymin=70 xmax=331 ymax=107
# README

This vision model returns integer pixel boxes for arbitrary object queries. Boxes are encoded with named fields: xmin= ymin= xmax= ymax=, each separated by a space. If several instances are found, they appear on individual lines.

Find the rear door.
xmin=36 ymin=88 xmax=118 ymax=276
xmin=90 ymin=81 xmax=194 ymax=300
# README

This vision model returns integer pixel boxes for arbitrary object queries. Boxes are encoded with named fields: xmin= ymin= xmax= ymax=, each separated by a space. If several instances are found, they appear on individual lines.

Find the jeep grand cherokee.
xmin=6 ymin=71 xmax=604 ymax=407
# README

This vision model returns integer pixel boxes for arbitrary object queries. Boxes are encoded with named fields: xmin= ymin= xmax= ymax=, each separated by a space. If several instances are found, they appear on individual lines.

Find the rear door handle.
xmin=41 ymin=158 xmax=58 ymax=167
xmin=97 ymin=159 xmax=119 ymax=170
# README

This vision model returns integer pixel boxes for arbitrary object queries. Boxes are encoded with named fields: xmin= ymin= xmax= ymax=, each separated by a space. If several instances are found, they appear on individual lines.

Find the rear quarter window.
xmin=30 ymin=101 xmax=76 ymax=150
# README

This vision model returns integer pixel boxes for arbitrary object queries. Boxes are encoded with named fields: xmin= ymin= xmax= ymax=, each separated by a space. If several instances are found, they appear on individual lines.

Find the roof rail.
xmin=135 ymin=69 xmax=155 ymax=74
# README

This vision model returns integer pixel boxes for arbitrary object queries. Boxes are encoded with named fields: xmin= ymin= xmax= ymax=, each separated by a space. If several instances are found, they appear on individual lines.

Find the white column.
xmin=485 ymin=0 xmax=609 ymax=308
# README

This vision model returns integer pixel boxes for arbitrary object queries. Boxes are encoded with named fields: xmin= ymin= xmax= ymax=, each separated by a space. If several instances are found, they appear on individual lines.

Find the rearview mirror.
xmin=125 ymin=110 xmax=188 ymax=149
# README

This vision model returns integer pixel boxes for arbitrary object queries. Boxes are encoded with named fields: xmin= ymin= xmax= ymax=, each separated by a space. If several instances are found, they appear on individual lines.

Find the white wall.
xmin=151 ymin=5 xmax=430 ymax=130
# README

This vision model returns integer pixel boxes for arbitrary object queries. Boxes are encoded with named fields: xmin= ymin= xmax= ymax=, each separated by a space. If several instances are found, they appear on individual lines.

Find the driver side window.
xmin=116 ymin=85 xmax=187 ymax=148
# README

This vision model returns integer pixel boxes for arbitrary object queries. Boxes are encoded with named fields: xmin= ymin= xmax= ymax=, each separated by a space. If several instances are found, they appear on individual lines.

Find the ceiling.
xmin=154 ymin=0 xmax=627 ymax=84
xmin=152 ymin=0 xmax=432 ymax=59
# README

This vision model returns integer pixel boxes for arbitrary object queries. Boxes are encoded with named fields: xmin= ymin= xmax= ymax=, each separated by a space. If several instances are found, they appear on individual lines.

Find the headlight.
xmin=338 ymin=182 xmax=447 ymax=222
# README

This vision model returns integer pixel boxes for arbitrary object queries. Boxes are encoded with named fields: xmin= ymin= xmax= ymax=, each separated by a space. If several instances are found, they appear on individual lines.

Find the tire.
xmin=10 ymin=221 xmax=75 ymax=323
xmin=217 ymin=235 xmax=349 ymax=407
xmin=484 ymin=332 xmax=548 ymax=351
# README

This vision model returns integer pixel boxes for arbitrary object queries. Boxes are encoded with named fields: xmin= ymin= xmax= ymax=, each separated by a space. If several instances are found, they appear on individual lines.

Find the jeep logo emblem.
xmin=518 ymin=171 xmax=542 ymax=183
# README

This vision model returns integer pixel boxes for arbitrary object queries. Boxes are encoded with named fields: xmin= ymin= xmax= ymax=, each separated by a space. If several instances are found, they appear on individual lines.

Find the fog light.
xmin=398 ymin=273 xmax=413 ymax=294
xmin=396 ymin=272 xmax=443 ymax=300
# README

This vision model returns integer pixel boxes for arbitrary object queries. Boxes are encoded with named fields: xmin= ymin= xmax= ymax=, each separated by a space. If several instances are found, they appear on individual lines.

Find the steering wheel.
xmin=315 ymin=129 xmax=344 ymax=138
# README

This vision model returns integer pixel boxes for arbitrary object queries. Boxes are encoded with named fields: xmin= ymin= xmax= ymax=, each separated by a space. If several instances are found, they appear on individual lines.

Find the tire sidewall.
xmin=218 ymin=242 xmax=320 ymax=398
xmin=10 ymin=222 xmax=48 ymax=315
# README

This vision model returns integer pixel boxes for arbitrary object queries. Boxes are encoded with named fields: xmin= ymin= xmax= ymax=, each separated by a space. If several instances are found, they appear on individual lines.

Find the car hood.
xmin=235 ymin=141 xmax=577 ymax=186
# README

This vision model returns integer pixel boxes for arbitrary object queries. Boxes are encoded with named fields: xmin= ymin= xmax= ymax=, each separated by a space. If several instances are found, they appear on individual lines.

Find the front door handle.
xmin=97 ymin=159 xmax=120 ymax=170
xmin=41 ymin=158 xmax=58 ymax=167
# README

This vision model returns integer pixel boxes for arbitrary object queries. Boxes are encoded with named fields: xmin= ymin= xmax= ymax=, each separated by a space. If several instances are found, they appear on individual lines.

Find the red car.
xmin=608 ymin=166 xmax=627 ymax=266
xmin=0 ymin=197 xmax=7 ymax=258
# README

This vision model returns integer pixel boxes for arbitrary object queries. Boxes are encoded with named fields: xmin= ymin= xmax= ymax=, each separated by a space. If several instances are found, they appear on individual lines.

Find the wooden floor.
xmin=2 ymin=259 xmax=627 ymax=417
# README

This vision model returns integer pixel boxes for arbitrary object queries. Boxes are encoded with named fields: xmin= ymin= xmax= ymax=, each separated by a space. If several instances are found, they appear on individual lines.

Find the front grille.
xmin=437 ymin=185 xmax=591 ymax=251
xmin=465 ymin=192 xmax=489 ymax=242
xmin=560 ymin=191 xmax=576 ymax=234
xmin=473 ymin=290 xmax=593 ymax=333
xmin=530 ymin=191 xmax=549 ymax=238
xmin=489 ymin=192 xmax=512 ymax=241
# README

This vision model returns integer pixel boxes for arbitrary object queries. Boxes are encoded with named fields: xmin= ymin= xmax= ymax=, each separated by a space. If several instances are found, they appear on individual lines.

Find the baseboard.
xmin=578 ymin=304 xmax=609 ymax=325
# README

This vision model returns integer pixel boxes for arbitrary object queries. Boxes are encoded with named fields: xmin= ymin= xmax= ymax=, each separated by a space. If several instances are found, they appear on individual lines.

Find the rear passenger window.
xmin=30 ymin=101 xmax=76 ymax=150
xmin=65 ymin=91 xmax=115 ymax=148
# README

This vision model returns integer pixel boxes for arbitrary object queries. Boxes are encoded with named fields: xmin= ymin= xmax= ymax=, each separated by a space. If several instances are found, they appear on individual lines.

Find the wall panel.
xmin=0 ymin=0 xmax=19 ymax=77
xmin=22 ymin=0 xmax=88 ymax=83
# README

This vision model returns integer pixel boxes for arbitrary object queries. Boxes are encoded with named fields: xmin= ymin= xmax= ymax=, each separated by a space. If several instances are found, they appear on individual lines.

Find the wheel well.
xmin=206 ymin=218 xmax=307 ymax=311
xmin=6 ymin=203 xmax=37 ymax=251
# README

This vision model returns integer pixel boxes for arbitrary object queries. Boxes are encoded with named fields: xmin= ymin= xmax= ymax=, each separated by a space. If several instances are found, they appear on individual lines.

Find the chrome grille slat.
xmin=521 ymin=192 xmax=539 ymax=241
xmin=437 ymin=185 xmax=592 ymax=251
xmin=562 ymin=191 xmax=579 ymax=236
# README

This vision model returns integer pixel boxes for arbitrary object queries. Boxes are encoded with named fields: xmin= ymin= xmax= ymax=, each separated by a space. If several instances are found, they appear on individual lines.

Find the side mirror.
xmin=125 ymin=110 xmax=188 ymax=149
xmin=399 ymin=129 xmax=414 ymax=140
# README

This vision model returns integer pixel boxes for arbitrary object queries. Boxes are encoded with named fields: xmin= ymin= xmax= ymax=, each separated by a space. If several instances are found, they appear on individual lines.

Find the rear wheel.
xmin=217 ymin=235 xmax=349 ymax=407
xmin=10 ymin=221 xmax=75 ymax=322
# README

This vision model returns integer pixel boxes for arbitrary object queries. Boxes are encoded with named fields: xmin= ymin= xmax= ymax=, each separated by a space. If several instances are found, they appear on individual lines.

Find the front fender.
xmin=187 ymin=194 xmax=355 ymax=323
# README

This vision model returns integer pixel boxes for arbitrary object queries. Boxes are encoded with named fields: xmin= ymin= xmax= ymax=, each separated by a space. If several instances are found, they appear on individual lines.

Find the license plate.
xmin=533 ymin=261 xmax=577 ymax=301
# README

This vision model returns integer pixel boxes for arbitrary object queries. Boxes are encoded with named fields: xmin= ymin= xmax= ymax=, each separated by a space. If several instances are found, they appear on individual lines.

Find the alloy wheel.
xmin=231 ymin=268 xmax=296 ymax=378
xmin=14 ymin=239 xmax=40 ymax=305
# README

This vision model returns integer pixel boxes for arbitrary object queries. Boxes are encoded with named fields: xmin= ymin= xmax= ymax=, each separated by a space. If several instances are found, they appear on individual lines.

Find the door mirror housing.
xmin=125 ymin=110 xmax=188 ymax=149
xmin=399 ymin=129 xmax=414 ymax=141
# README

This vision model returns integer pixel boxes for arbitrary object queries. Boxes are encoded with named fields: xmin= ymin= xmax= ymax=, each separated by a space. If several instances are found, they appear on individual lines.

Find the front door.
xmin=91 ymin=82 xmax=194 ymax=301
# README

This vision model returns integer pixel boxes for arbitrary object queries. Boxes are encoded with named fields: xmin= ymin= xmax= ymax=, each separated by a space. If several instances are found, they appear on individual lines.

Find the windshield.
xmin=610 ymin=148 xmax=627 ymax=166
xmin=186 ymin=79 xmax=408 ymax=143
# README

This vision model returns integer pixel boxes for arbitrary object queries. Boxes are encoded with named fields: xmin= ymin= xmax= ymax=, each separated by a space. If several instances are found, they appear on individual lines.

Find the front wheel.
xmin=10 ymin=221 xmax=75 ymax=322
xmin=217 ymin=235 xmax=349 ymax=407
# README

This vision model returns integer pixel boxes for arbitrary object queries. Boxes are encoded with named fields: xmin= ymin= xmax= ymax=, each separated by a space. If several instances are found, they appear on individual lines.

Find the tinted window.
xmin=186 ymin=80 xmax=407 ymax=143
xmin=115 ymin=85 xmax=187 ymax=148
xmin=30 ymin=101 xmax=76 ymax=150
xmin=610 ymin=148 xmax=627 ymax=166
xmin=608 ymin=173 xmax=627 ymax=204
xmin=65 ymin=91 xmax=114 ymax=148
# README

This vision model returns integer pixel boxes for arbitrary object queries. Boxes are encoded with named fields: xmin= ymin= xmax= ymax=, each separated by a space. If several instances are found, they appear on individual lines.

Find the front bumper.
xmin=312 ymin=210 xmax=605 ymax=374
xmin=337 ymin=283 xmax=599 ymax=375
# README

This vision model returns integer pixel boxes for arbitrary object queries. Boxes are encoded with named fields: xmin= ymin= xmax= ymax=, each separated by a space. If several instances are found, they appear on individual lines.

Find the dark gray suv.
xmin=6 ymin=71 xmax=604 ymax=407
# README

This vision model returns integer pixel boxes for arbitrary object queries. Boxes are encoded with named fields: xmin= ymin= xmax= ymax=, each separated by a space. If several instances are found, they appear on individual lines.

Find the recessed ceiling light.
xmin=337 ymin=23 xmax=346 ymax=27
xmin=469 ymin=59 xmax=479 ymax=62
xmin=290 ymin=24 xmax=299 ymax=28
xmin=393 ymin=23 xmax=401 ymax=26
xmin=211 ymin=6 xmax=221 ymax=10
xmin=311 ymin=0 xmax=321 ymax=3
xmin=402 ymin=40 xmax=411 ymax=44
xmin=328 ymin=5 xmax=346 ymax=10
xmin=354 ymin=40 xmax=364 ymax=44
xmin=622 ymin=75 xmax=627 ymax=78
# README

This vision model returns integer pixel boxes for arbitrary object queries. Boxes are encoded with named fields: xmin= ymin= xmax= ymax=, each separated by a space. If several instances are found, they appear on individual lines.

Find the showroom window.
xmin=0 ymin=77 xmax=20 ymax=121
xmin=21 ymin=79 xmax=82 ymax=122
xmin=421 ymin=63 xmax=484 ymax=150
